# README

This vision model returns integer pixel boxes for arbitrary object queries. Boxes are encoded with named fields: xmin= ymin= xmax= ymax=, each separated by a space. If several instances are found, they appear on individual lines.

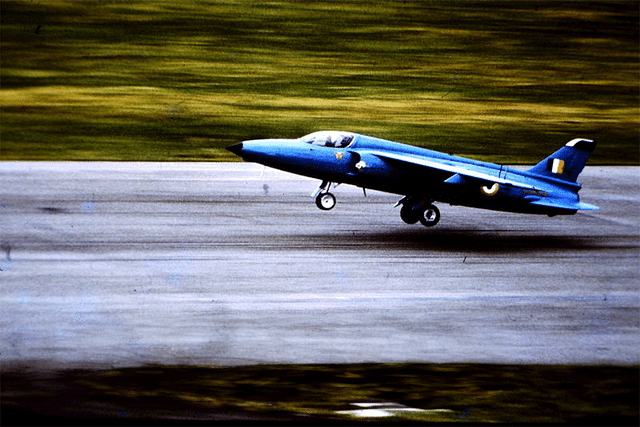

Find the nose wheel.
xmin=313 ymin=180 xmax=337 ymax=210
xmin=316 ymin=192 xmax=336 ymax=210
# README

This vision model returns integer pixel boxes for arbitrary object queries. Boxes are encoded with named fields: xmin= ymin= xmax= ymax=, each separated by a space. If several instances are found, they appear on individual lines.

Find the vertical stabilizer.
xmin=527 ymin=138 xmax=596 ymax=183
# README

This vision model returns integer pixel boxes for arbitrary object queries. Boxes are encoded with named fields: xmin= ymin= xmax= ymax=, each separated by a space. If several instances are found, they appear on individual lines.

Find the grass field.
xmin=3 ymin=363 xmax=638 ymax=424
xmin=1 ymin=1 xmax=638 ymax=163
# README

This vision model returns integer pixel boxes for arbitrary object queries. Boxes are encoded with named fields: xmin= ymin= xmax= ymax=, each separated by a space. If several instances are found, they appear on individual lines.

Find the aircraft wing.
xmin=367 ymin=151 xmax=538 ymax=190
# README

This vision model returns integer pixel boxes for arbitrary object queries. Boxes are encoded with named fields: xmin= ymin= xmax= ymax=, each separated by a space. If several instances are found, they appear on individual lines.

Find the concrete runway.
xmin=1 ymin=162 xmax=638 ymax=369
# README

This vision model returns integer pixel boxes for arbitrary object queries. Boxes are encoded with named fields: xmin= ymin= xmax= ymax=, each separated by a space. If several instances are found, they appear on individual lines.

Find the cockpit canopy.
xmin=301 ymin=131 xmax=355 ymax=148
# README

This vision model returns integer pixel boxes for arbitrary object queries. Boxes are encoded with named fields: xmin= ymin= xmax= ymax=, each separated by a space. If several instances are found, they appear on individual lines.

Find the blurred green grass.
xmin=1 ymin=0 xmax=638 ymax=163
xmin=3 ymin=363 xmax=638 ymax=423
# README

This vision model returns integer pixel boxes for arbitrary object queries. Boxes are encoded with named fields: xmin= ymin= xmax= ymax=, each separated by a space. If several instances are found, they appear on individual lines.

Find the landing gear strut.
xmin=313 ymin=180 xmax=337 ymax=210
xmin=398 ymin=198 xmax=440 ymax=227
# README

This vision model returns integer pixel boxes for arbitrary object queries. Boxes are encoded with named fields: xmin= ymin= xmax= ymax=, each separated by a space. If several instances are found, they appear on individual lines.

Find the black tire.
xmin=400 ymin=204 xmax=421 ymax=224
xmin=419 ymin=205 xmax=440 ymax=227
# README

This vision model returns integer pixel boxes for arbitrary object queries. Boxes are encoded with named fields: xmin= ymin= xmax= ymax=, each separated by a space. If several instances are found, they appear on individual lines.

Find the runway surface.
xmin=1 ymin=162 xmax=638 ymax=369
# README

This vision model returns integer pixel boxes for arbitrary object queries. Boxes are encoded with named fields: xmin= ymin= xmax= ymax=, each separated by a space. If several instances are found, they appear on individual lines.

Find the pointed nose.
xmin=226 ymin=142 xmax=243 ymax=156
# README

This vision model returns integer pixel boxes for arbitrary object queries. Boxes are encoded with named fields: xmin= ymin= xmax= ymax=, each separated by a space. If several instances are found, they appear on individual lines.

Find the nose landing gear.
xmin=313 ymin=180 xmax=337 ymax=210
xmin=316 ymin=192 xmax=336 ymax=210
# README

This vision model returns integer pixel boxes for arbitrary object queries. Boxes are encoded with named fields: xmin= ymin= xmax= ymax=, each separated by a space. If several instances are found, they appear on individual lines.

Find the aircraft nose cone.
xmin=226 ymin=142 xmax=243 ymax=156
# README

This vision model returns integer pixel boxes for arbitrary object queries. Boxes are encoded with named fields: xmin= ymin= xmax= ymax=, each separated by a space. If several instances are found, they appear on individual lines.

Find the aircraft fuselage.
xmin=227 ymin=131 xmax=597 ymax=226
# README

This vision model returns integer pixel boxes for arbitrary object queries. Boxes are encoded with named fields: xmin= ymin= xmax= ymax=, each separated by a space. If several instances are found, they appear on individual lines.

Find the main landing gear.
xmin=398 ymin=197 xmax=440 ymax=227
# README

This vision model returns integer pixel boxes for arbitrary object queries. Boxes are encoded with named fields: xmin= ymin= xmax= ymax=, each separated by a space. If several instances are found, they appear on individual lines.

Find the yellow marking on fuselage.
xmin=481 ymin=183 xmax=500 ymax=196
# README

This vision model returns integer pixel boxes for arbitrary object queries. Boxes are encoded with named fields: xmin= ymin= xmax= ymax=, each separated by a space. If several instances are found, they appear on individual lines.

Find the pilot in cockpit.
xmin=302 ymin=131 xmax=355 ymax=148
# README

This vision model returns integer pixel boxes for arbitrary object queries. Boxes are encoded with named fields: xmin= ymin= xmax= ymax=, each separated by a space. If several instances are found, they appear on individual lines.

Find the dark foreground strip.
xmin=2 ymin=363 xmax=638 ymax=425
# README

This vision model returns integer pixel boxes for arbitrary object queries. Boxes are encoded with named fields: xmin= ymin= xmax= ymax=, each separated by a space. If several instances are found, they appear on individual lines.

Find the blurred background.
xmin=1 ymin=0 xmax=638 ymax=163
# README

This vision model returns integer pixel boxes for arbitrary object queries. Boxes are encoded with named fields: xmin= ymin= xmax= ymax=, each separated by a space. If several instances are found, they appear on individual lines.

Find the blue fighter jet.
xmin=227 ymin=131 xmax=598 ymax=227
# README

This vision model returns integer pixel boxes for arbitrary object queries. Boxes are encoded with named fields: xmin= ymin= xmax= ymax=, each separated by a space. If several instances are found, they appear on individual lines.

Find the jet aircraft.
xmin=227 ymin=131 xmax=598 ymax=227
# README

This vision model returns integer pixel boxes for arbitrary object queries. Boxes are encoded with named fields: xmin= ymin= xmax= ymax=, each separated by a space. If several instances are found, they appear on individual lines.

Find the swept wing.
xmin=364 ymin=150 xmax=597 ymax=212
xmin=365 ymin=150 xmax=537 ymax=190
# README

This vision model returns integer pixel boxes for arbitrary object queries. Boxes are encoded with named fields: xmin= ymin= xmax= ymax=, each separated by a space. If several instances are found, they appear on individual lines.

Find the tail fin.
xmin=527 ymin=138 xmax=596 ymax=183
